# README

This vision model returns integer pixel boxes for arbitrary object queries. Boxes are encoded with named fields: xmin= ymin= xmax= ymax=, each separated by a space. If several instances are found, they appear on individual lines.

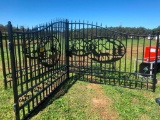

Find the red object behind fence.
xmin=144 ymin=46 xmax=160 ymax=62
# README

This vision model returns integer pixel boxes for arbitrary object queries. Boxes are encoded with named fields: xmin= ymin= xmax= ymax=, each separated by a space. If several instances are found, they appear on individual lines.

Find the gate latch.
xmin=66 ymin=50 xmax=72 ymax=57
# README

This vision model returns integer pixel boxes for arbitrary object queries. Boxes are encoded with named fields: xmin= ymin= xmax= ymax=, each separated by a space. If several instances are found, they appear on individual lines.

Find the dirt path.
xmin=86 ymin=83 xmax=120 ymax=120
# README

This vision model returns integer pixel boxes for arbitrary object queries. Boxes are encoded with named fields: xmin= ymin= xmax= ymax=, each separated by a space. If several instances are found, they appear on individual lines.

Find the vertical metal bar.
xmin=70 ymin=20 xmax=73 ymax=78
xmin=78 ymin=21 xmax=80 ymax=78
xmin=108 ymin=31 xmax=112 ymax=85
xmin=113 ymin=32 xmax=116 ymax=85
xmin=153 ymin=32 xmax=159 ymax=92
xmin=8 ymin=21 xmax=20 ymax=120
xmin=38 ymin=29 xmax=41 ymax=85
xmin=118 ymin=33 xmax=122 ymax=85
xmin=86 ymin=22 xmax=89 ymax=81
xmin=65 ymin=19 xmax=69 ymax=79
xmin=17 ymin=32 xmax=23 ymax=91
xmin=135 ymin=35 xmax=140 ymax=88
xmin=124 ymin=33 xmax=128 ymax=86
xmin=5 ymin=33 xmax=11 ymax=74
xmin=35 ymin=28 xmax=39 ymax=85
xmin=124 ymin=33 xmax=127 ymax=72
xmin=50 ymin=22 xmax=54 ymax=90
xmin=142 ymin=37 xmax=146 ymax=62
xmin=13 ymin=34 xmax=19 ymax=85
xmin=28 ymin=30 xmax=32 ymax=80
xmin=104 ymin=27 xmax=108 ymax=85
xmin=91 ymin=22 xmax=93 ymax=82
xmin=130 ymin=35 xmax=134 ymax=73
xmin=0 ymin=31 xmax=7 ymax=89
xmin=23 ymin=32 xmax=29 ymax=90
xmin=82 ymin=21 xmax=85 ymax=80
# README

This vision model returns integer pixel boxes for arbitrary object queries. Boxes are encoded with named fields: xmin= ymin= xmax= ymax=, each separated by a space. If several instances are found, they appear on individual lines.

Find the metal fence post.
xmin=8 ymin=21 xmax=20 ymax=120
xmin=65 ymin=19 xmax=70 ymax=79
xmin=153 ymin=31 xmax=160 ymax=92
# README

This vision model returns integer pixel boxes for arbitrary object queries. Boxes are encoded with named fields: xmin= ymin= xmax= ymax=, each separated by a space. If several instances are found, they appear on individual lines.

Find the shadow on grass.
xmin=28 ymin=73 xmax=83 ymax=119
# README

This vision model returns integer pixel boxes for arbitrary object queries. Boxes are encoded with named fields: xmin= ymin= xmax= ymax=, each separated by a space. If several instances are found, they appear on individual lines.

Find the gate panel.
xmin=8 ymin=20 xmax=69 ymax=120
xmin=68 ymin=21 xmax=157 ymax=92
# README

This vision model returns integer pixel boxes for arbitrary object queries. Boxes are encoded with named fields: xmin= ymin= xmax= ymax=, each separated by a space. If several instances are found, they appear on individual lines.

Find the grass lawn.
xmin=1 ymin=77 xmax=160 ymax=120
xmin=31 ymin=80 xmax=160 ymax=120
xmin=0 ymin=73 xmax=15 ymax=119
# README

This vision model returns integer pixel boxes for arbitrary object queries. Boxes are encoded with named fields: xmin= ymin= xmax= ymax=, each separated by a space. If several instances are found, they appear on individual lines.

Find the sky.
xmin=0 ymin=0 xmax=160 ymax=29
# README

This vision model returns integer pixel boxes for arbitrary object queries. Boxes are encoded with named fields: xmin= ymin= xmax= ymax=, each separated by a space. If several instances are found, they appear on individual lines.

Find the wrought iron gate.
xmin=0 ymin=19 xmax=69 ymax=120
xmin=68 ymin=22 xmax=158 ymax=92
xmin=0 ymin=19 xmax=159 ymax=120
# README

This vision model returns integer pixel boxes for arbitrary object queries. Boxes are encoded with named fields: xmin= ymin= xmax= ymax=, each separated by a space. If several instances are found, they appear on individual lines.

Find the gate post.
xmin=8 ymin=21 xmax=20 ymax=120
xmin=153 ymin=31 xmax=160 ymax=92
xmin=65 ymin=19 xmax=70 ymax=79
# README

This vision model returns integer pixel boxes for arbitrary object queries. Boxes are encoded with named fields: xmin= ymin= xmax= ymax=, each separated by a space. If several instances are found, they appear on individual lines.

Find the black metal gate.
xmin=0 ymin=19 xmax=159 ymax=120
xmin=0 ymin=19 xmax=69 ymax=120
xmin=68 ymin=22 xmax=158 ymax=92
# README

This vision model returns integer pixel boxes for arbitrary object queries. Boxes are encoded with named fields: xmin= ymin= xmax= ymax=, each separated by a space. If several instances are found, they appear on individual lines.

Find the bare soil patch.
xmin=86 ymin=83 xmax=120 ymax=120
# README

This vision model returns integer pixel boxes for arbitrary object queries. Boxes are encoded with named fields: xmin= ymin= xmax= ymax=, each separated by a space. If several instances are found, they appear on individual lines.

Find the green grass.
xmin=103 ymin=84 xmax=160 ymax=120
xmin=0 ymin=72 xmax=15 ymax=120
xmin=31 ymin=80 xmax=115 ymax=120
xmin=30 ymin=80 xmax=160 ymax=120
xmin=1 ymin=77 xmax=160 ymax=120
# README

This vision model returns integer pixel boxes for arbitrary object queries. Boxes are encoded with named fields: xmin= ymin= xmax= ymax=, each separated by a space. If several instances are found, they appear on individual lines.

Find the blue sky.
xmin=0 ymin=0 xmax=160 ymax=29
